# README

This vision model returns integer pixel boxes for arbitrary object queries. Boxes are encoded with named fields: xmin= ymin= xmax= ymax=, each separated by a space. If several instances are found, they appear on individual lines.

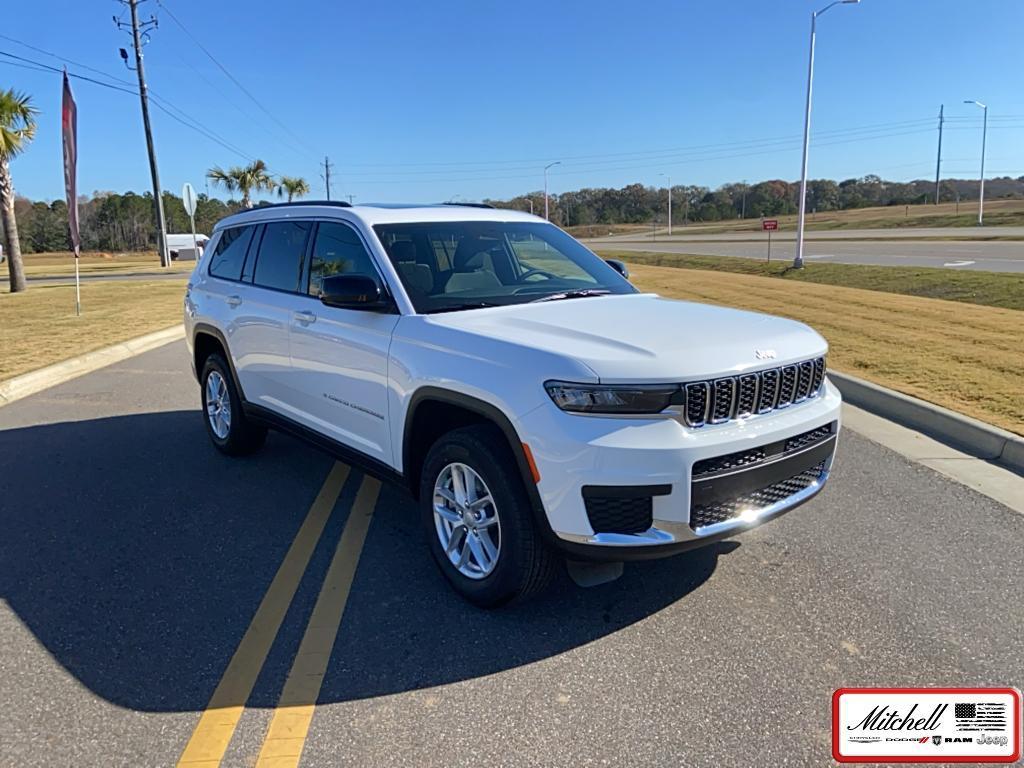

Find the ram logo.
xmin=754 ymin=349 xmax=777 ymax=360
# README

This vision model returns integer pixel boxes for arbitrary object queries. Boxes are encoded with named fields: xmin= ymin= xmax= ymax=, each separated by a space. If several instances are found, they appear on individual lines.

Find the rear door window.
xmin=252 ymin=220 xmax=312 ymax=293
xmin=207 ymin=225 xmax=255 ymax=281
xmin=307 ymin=222 xmax=379 ymax=296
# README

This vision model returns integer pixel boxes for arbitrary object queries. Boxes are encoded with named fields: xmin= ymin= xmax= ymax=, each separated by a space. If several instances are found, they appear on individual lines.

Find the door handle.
xmin=226 ymin=294 xmax=242 ymax=308
xmin=293 ymin=310 xmax=317 ymax=325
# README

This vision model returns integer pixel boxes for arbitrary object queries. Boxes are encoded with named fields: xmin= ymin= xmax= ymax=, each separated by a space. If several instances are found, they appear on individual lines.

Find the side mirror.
xmin=605 ymin=258 xmax=630 ymax=280
xmin=319 ymin=274 xmax=392 ymax=311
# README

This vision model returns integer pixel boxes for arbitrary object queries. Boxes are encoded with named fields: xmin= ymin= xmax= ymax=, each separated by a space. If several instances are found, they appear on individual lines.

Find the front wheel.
xmin=420 ymin=425 xmax=556 ymax=607
xmin=200 ymin=353 xmax=267 ymax=456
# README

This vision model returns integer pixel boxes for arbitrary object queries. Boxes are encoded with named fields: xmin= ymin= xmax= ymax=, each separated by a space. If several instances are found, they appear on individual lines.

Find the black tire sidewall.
xmin=420 ymin=426 xmax=542 ymax=607
xmin=200 ymin=353 xmax=247 ymax=453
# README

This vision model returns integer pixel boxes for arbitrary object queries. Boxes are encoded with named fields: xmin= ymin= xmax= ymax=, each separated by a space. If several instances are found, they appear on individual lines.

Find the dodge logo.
xmin=755 ymin=349 xmax=777 ymax=360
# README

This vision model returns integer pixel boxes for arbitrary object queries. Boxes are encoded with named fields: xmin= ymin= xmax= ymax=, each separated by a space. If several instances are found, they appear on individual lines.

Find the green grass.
xmin=597 ymin=250 xmax=1024 ymax=312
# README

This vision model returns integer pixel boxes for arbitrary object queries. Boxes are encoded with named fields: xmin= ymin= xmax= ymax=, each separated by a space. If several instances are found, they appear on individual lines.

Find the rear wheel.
xmin=200 ymin=353 xmax=267 ymax=456
xmin=420 ymin=424 xmax=555 ymax=607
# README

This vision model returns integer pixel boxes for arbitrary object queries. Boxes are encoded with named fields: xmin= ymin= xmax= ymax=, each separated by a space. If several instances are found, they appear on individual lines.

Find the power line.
xmin=0 ymin=48 xmax=262 ymax=167
xmin=334 ymin=117 xmax=939 ymax=170
xmin=154 ymin=0 xmax=319 ymax=161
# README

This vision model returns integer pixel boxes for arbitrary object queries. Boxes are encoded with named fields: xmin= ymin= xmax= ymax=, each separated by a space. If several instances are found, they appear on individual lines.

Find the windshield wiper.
xmin=427 ymin=301 xmax=500 ymax=314
xmin=530 ymin=289 xmax=611 ymax=303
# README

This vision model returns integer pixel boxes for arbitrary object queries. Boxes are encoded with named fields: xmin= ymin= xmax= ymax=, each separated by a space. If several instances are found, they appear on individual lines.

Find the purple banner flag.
xmin=61 ymin=70 xmax=80 ymax=258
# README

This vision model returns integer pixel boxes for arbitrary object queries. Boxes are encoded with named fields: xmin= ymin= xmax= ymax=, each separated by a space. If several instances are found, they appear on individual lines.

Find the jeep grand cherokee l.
xmin=184 ymin=201 xmax=841 ymax=606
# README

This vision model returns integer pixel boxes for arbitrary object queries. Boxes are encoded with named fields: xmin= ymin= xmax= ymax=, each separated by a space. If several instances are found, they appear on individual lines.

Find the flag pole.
xmin=74 ymin=248 xmax=81 ymax=316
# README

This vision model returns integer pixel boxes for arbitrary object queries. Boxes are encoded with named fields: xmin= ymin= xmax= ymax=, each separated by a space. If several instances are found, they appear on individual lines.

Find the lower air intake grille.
xmin=689 ymin=461 xmax=826 ymax=531
xmin=583 ymin=495 xmax=653 ymax=535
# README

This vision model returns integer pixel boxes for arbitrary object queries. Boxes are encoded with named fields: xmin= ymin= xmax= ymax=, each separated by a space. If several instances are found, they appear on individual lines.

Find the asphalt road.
xmin=1 ymin=341 xmax=1022 ymax=767
xmin=26 ymin=270 xmax=187 ymax=285
xmin=589 ymin=235 xmax=1024 ymax=272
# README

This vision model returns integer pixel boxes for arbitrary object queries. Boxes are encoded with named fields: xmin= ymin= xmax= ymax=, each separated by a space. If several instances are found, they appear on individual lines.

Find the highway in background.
xmin=587 ymin=232 xmax=1024 ymax=272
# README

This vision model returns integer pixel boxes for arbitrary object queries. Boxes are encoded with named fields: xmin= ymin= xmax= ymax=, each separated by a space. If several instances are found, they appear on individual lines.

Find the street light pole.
xmin=964 ymin=100 xmax=987 ymax=225
xmin=794 ymin=0 xmax=861 ymax=269
xmin=660 ymin=173 xmax=672 ymax=235
xmin=544 ymin=161 xmax=560 ymax=220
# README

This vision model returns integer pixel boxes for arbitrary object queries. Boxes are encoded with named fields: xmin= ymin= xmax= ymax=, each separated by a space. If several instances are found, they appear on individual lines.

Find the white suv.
xmin=185 ymin=202 xmax=841 ymax=606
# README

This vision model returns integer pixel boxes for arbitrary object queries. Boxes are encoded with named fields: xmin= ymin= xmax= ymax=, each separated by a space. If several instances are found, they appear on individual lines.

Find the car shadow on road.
xmin=0 ymin=410 xmax=736 ymax=713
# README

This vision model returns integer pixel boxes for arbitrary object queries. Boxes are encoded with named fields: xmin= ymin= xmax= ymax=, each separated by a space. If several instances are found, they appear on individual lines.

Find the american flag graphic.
xmin=954 ymin=702 xmax=1007 ymax=731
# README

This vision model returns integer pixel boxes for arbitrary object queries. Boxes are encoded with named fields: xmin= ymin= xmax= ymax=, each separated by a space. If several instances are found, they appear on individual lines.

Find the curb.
xmin=829 ymin=370 xmax=1024 ymax=476
xmin=0 ymin=325 xmax=185 ymax=408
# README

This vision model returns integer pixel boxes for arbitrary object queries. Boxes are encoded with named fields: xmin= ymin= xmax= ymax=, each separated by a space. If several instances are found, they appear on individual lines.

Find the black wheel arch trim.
xmin=403 ymin=387 xmax=558 ymax=544
xmin=191 ymin=323 xmax=247 ymax=400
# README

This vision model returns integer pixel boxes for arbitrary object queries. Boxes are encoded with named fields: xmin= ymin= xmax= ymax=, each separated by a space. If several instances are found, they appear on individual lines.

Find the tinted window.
xmin=208 ymin=226 xmax=255 ymax=281
xmin=308 ymin=222 xmax=378 ymax=296
xmin=252 ymin=221 xmax=311 ymax=292
xmin=374 ymin=221 xmax=634 ymax=313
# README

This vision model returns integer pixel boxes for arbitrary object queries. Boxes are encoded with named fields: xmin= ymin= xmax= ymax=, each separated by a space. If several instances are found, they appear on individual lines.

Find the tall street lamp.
xmin=544 ymin=161 xmax=561 ymax=220
xmin=964 ymin=100 xmax=988 ymax=225
xmin=660 ymin=173 xmax=672 ymax=235
xmin=794 ymin=0 xmax=861 ymax=269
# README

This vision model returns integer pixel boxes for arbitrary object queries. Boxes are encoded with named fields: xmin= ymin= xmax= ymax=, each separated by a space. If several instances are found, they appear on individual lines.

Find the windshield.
xmin=372 ymin=220 xmax=635 ymax=313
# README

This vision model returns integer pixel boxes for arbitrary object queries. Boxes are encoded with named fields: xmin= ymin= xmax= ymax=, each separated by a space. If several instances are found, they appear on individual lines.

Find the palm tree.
xmin=206 ymin=159 xmax=275 ymax=209
xmin=276 ymin=175 xmax=310 ymax=203
xmin=0 ymin=89 xmax=38 ymax=293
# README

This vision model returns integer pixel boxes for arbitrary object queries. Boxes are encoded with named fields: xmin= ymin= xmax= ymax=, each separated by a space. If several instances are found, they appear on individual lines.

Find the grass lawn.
xmin=0 ymin=279 xmax=187 ymax=381
xmin=628 ymin=263 xmax=1024 ymax=435
xmin=599 ymin=250 xmax=1024 ymax=312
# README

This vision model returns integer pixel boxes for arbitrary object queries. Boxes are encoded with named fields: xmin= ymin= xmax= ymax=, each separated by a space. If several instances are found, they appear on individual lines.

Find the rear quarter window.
xmin=208 ymin=226 xmax=255 ymax=281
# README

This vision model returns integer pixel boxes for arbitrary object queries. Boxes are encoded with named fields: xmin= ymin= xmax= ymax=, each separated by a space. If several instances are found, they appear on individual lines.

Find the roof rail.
xmin=256 ymin=200 xmax=352 ymax=209
xmin=439 ymin=201 xmax=495 ymax=209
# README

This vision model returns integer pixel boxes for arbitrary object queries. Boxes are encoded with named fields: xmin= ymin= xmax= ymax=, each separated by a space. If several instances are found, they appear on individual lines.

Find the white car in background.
xmin=167 ymin=233 xmax=209 ymax=260
xmin=184 ymin=201 xmax=841 ymax=606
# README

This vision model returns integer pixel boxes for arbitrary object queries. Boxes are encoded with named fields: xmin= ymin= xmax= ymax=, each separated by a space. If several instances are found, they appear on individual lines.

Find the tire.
xmin=200 ymin=353 xmax=267 ymax=456
xmin=420 ymin=424 xmax=556 ymax=607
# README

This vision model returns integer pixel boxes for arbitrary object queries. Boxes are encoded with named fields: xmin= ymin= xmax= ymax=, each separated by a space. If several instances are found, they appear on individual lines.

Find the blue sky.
xmin=3 ymin=0 xmax=1022 ymax=204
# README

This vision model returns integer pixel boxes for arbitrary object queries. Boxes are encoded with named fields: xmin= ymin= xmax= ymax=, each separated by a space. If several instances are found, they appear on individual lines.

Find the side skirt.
xmin=242 ymin=402 xmax=407 ymax=491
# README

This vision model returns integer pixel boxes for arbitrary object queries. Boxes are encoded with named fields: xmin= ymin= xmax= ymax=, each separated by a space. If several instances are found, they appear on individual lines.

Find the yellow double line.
xmin=177 ymin=462 xmax=380 ymax=768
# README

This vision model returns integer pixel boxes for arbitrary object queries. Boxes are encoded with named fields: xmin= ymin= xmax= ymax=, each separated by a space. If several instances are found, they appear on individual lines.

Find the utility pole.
xmin=117 ymin=0 xmax=169 ymax=267
xmin=321 ymin=156 xmax=334 ymax=200
xmin=934 ymin=104 xmax=944 ymax=205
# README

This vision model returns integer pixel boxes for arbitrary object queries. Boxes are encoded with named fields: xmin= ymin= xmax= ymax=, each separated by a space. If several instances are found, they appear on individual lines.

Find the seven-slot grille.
xmin=683 ymin=357 xmax=825 ymax=428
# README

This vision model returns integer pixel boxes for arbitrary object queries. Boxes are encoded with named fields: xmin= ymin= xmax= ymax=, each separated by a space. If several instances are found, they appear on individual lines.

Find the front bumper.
xmin=518 ymin=379 xmax=842 ymax=560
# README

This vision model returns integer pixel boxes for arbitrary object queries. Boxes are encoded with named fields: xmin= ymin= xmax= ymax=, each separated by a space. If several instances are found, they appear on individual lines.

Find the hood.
xmin=426 ymin=293 xmax=827 ymax=383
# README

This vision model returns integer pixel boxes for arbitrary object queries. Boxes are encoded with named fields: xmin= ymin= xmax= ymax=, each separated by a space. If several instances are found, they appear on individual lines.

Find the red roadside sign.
xmin=762 ymin=219 xmax=779 ymax=231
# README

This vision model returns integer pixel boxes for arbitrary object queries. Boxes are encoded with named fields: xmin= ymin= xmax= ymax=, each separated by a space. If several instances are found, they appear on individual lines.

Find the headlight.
xmin=544 ymin=381 xmax=680 ymax=414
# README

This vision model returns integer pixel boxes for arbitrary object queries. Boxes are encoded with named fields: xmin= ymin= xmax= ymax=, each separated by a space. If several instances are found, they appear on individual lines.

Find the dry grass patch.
xmin=0 ymin=279 xmax=187 ymax=380
xmin=629 ymin=263 xmax=1024 ymax=435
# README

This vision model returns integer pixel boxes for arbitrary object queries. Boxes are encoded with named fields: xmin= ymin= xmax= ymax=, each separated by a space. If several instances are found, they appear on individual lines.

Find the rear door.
xmin=231 ymin=219 xmax=313 ymax=412
xmin=288 ymin=220 xmax=400 ymax=465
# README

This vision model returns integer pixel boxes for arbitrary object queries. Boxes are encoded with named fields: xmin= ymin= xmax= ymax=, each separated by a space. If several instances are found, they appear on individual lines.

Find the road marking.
xmin=254 ymin=474 xmax=381 ymax=768
xmin=805 ymin=254 xmax=834 ymax=259
xmin=176 ymin=462 xmax=350 ymax=767
xmin=944 ymin=260 xmax=976 ymax=267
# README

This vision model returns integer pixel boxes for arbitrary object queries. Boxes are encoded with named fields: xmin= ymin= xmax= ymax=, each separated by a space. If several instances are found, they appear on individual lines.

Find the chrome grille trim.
xmin=709 ymin=378 xmax=737 ymax=424
xmin=682 ymin=357 xmax=826 ymax=428
xmin=684 ymin=382 xmax=710 ymax=427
